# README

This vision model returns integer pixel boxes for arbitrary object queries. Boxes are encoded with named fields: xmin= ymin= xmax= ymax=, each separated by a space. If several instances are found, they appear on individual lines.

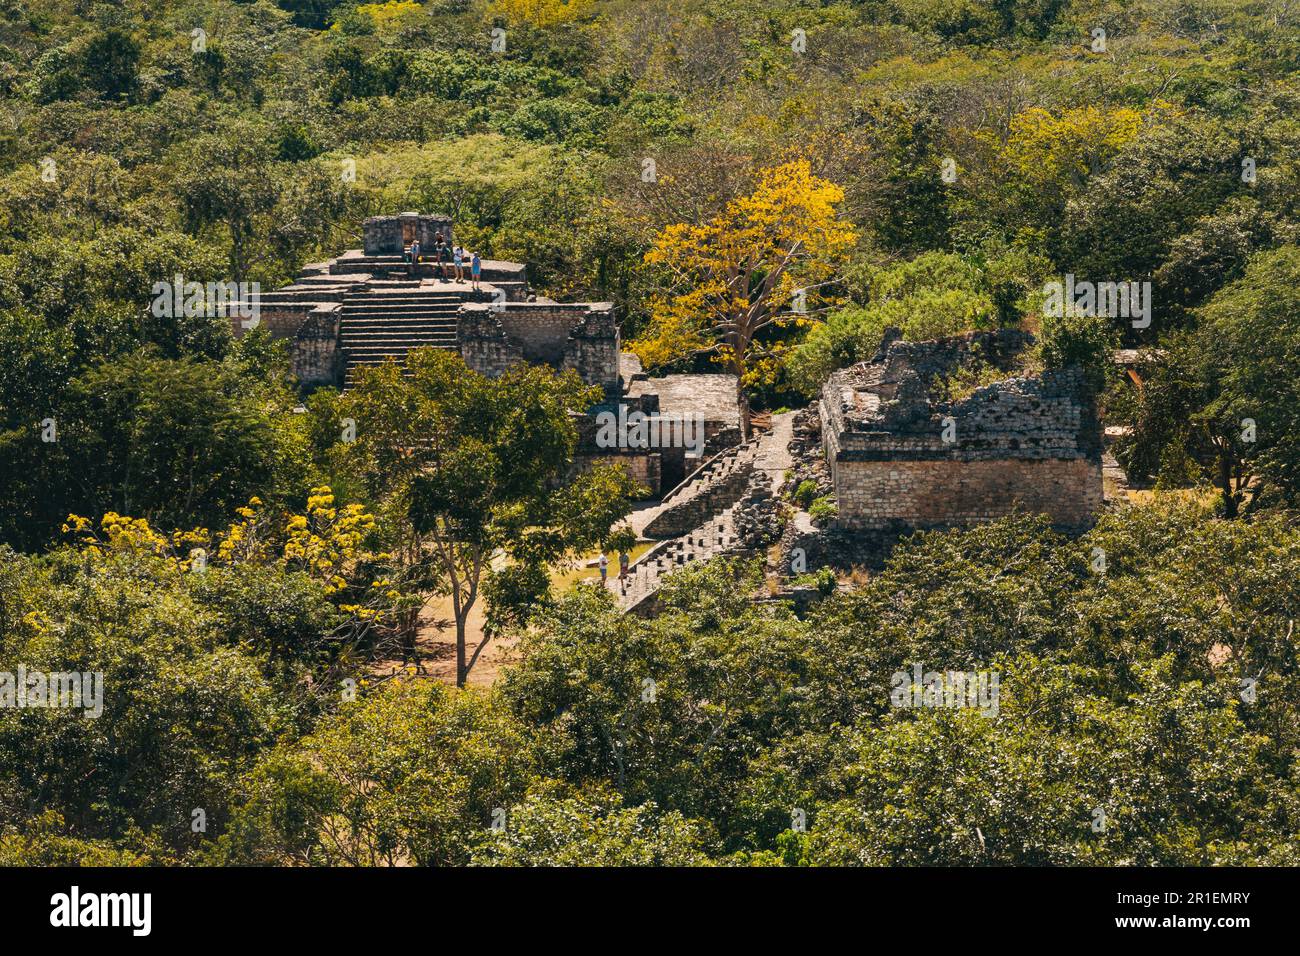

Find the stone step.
xmin=260 ymin=286 xmax=354 ymax=298
xmin=344 ymin=354 xmax=450 ymax=369
xmin=344 ymin=287 xmax=463 ymax=295
xmin=341 ymin=299 xmax=462 ymax=309
xmin=341 ymin=330 xmax=458 ymax=339
xmin=338 ymin=316 xmax=460 ymax=327
xmin=617 ymin=505 xmax=743 ymax=610
xmin=342 ymin=321 xmax=457 ymax=329
xmin=295 ymin=272 xmax=370 ymax=285
xmin=342 ymin=293 xmax=463 ymax=301
xmin=341 ymin=303 xmax=461 ymax=310
xmin=343 ymin=286 xmax=463 ymax=294
xmin=341 ymin=340 xmax=456 ymax=350
xmin=342 ymin=337 xmax=458 ymax=348
xmin=342 ymin=298 xmax=460 ymax=305
xmin=342 ymin=346 xmax=458 ymax=357
xmin=659 ymin=437 xmax=762 ymax=505
xmin=340 ymin=318 xmax=459 ymax=328
xmin=341 ymin=317 xmax=459 ymax=326
xmin=345 ymin=346 xmax=453 ymax=357
xmin=344 ymin=370 xmax=414 ymax=386
xmin=344 ymin=357 xmax=419 ymax=367
xmin=341 ymin=310 xmax=459 ymax=319
xmin=340 ymin=322 xmax=458 ymax=332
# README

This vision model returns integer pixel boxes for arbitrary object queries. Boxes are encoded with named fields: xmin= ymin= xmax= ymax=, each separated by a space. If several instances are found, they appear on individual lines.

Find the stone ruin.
xmin=233 ymin=214 xmax=741 ymax=497
xmin=231 ymin=216 xmax=1104 ymax=612
xmin=611 ymin=327 xmax=1106 ymax=614
xmin=457 ymin=300 xmax=620 ymax=396
xmin=362 ymin=212 xmax=453 ymax=256
xmin=819 ymin=328 xmax=1103 ymax=530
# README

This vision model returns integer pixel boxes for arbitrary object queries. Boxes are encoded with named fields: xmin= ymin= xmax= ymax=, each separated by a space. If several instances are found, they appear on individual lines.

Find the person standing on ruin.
xmin=618 ymin=551 xmax=629 ymax=593
xmin=470 ymin=251 xmax=482 ymax=291
xmin=599 ymin=553 xmax=608 ymax=586
xmin=408 ymin=237 xmax=420 ymax=279
xmin=453 ymin=245 xmax=465 ymax=282
xmin=434 ymin=234 xmax=449 ymax=281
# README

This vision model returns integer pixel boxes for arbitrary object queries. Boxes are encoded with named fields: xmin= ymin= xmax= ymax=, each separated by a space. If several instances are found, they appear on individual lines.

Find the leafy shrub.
xmin=809 ymin=496 xmax=838 ymax=526
xmin=792 ymin=479 xmax=819 ymax=509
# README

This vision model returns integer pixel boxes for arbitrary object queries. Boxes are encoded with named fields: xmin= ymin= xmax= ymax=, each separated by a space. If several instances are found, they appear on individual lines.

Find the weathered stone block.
xmin=820 ymin=329 xmax=1103 ymax=530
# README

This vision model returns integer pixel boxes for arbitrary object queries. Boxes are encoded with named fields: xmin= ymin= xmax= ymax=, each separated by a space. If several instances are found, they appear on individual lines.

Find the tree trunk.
xmin=1219 ymin=447 xmax=1239 ymax=519
xmin=455 ymin=614 xmax=467 ymax=688
xmin=399 ymin=606 xmax=418 ymax=665
xmin=735 ymin=363 xmax=751 ymax=440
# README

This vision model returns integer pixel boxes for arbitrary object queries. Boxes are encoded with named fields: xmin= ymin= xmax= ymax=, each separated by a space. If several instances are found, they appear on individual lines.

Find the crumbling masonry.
xmin=819 ymin=329 xmax=1103 ymax=530
xmin=236 ymin=213 xmax=739 ymax=497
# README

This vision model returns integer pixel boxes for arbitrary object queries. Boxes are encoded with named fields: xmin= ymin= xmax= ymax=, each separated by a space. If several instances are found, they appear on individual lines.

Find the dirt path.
xmin=369 ymin=592 xmax=517 ymax=688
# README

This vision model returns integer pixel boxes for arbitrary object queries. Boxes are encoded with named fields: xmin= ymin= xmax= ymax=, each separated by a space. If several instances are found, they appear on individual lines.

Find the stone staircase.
xmin=639 ymin=434 xmax=763 ymax=538
xmin=613 ymin=412 xmax=797 ymax=614
xmin=615 ymin=504 xmax=744 ymax=614
xmin=339 ymin=282 xmax=465 ymax=386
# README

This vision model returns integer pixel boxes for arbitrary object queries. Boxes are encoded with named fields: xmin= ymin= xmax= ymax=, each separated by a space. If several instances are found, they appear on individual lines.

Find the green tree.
xmin=805 ymin=655 xmax=1280 ymax=865
xmin=0 ymin=544 xmax=284 ymax=852
xmin=470 ymin=790 xmax=713 ymax=866
xmin=1122 ymin=246 xmax=1300 ymax=516
xmin=341 ymin=349 xmax=638 ymax=684
xmin=0 ymin=353 xmax=283 ymax=548
xmin=209 ymin=680 xmax=540 ymax=865
xmin=80 ymin=28 xmax=141 ymax=101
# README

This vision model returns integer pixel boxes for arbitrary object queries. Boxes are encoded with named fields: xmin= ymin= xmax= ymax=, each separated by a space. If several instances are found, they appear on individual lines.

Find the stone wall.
xmin=497 ymin=307 xmax=578 ymax=365
xmin=289 ymin=309 xmax=342 ymax=388
xmin=231 ymin=304 xmax=340 ymax=389
xmin=643 ymin=458 xmax=755 ymax=538
xmin=573 ymin=451 xmax=662 ymax=495
xmin=457 ymin=301 xmax=620 ymax=394
xmin=561 ymin=306 xmax=620 ymax=396
xmin=362 ymin=213 xmax=453 ymax=256
xmin=822 ymin=368 xmax=1100 ymax=461
xmin=820 ymin=329 xmax=1103 ymax=530
xmin=458 ymin=304 xmax=525 ymax=378
xmin=833 ymin=457 xmax=1103 ymax=529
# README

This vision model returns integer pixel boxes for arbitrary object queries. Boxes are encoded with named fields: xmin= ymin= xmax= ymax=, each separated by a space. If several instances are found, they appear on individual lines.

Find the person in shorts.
xmin=431 ymin=235 xmax=447 ymax=281
xmin=439 ymin=239 xmax=452 ymax=281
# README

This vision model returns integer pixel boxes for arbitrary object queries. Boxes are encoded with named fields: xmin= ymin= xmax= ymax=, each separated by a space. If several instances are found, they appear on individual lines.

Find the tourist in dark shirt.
xmin=432 ymin=236 xmax=447 ymax=281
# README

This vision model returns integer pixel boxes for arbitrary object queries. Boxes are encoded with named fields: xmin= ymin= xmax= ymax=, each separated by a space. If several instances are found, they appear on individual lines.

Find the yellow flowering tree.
xmin=1002 ymin=105 xmax=1145 ymax=191
xmin=633 ymin=160 xmax=857 ymax=436
xmin=64 ymin=488 xmax=403 ymax=656
xmin=491 ymin=0 xmax=593 ymax=28
xmin=341 ymin=1 xmax=422 ymax=32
